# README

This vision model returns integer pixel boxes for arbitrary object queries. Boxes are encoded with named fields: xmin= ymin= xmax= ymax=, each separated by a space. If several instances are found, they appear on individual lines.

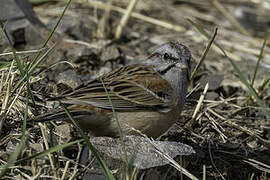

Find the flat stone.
xmin=100 ymin=45 xmax=120 ymax=62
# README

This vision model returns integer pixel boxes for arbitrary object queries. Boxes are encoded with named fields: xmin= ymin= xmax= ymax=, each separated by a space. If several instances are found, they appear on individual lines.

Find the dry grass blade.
xmin=243 ymin=158 xmax=270 ymax=173
xmin=11 ymin=43 xmax=57 ymax=96
xmin=81 ymin=0 xmax=185 ymax=32
xmin=191 ymin=83 xmax=209 ymax=126
xmin=191 ymin=27 xmax=218 ymax=80
xmin=149 ymin=140 xmax=198 ymax=180
xmin=61 ymin=160 xmax=70 ymax=180
xmin=0 ymin=48 xmax=47 ymax=57
xmin=0 ymin=61 xmax=33 ymax=133
xmin=205 ymin=112 xmax=227 ymax=143
xmin=6 ymin=83 xmax=27 ymax=115
xmin=225 ymin=121 xmax=270 ymax=147
xmin=0 ymin=67 xmax=13 ymax=114
xmin=1 ymin=20 xmax=41 ymax=117
xmin=115 ymin=0 xmax=139 ymax=39
xmin=203 ymin=165 xmax=206 ymax=180
xmin=39 ymin=123 xmax=58 ymax=178
xmin=0 ymin=88 xmax=29 ymax=178
xmin=97 ymin=0 xmax=111 ymax=38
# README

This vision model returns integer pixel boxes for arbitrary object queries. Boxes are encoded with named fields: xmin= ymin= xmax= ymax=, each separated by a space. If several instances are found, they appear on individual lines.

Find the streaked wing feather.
xmin=60 ymin=65 xmax=173 ymax=110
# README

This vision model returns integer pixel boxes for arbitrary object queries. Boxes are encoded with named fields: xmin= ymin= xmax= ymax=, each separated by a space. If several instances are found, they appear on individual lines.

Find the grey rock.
xmin=91 ymin=136 xmax=195 ymax=169
xmin=0 ymin=0 xmax=43 ymax=45
xmin=56 ymin=69 xmax=83 ymax=90
xmin=199 ymin=73 xmax=223 ymax=91
xmin=100 ymin=45 xmax=120 ymax=62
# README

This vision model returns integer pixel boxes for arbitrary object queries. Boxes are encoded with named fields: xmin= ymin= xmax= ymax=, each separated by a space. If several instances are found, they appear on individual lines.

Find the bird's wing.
xmin=59 ymin=65 xmax=175 ymax=111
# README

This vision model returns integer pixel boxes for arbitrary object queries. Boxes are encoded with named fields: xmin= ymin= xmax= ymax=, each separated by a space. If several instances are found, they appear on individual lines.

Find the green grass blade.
xmin=0 ymin=21 xmax=38 ymax=113
xmin=261 ymin=77 xmax=270 ymax=91
xmin=188 ymin=19 xmax=226 ymax=55
xmin=15 ymin=139 xmax=84 ymax=164
xmin=0 ymin=93 xmax=29 ymax=177
xmin=29 ymin=0 xmax=51 ymax=4
xmin=0 ymin=136 xmax=27 ymax=177
xmin=0 ymin=61 xmax=12 ymax=69
xmin=247 ymin=31 xmax=269 ymax=104
xmin=29 ymin=0 xmax=72 ymax=67
xmin=251 ymin=31 xmax=269 ymax=86
xmin=62 ymin=105 xmax=116 ymax=180
xmin=0 ymin=21 xmax=25 ymax=76
xmin=11 ymin=44 xmax=56 ymax=96
xmin=100 ymin=79 xmax=128 ymax=164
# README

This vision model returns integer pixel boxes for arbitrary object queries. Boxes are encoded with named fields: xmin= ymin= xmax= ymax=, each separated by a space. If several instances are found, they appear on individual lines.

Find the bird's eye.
xmin=163 ymin=53 xmax=170 ymax=60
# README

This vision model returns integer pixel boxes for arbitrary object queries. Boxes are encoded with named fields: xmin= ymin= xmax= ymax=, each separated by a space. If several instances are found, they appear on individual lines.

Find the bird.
xmin=32 ymin=42 xmax=191 ymax=139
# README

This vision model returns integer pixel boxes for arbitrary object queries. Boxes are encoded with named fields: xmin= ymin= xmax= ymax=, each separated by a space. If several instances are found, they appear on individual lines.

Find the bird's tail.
xmin=29 ymin=110 xmax=91 ymax=123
